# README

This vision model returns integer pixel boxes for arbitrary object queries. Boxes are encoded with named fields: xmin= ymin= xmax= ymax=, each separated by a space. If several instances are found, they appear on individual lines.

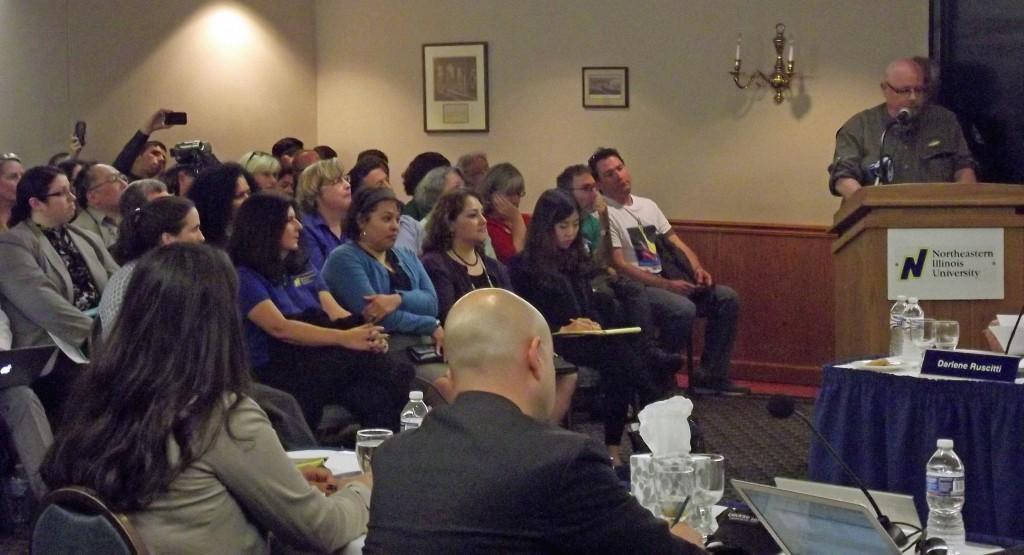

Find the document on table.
xmin=988 ymin=315 xmax=1024 ymax=356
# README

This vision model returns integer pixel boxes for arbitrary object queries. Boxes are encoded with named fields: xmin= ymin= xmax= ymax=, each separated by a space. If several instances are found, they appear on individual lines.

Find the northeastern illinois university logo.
xmin=900 ymin=249 xmax=928 ymax=280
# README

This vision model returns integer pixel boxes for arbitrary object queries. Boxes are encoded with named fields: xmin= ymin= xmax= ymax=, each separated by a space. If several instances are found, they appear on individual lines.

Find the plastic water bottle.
xmin=889 ymin=295 xmax=908 ymax=358
xmin=3 ymin=464 xmax=31 ymax=527
xmin=926 ymin=438 xmax=966 ymax=548
xmin=400 ymin=391 xmax=429 ymax=432
xmin=901 ymin=297 xmax=925 ymax=362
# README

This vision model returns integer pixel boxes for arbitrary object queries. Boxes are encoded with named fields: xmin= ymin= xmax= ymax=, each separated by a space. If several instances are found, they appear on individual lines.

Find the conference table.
xmin=808 ymin=360 xmax=1024 ymax=545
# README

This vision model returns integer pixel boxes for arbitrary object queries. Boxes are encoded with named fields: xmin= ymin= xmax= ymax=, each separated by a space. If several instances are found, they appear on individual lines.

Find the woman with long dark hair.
xmin=187 ymin=162 xmax=253 ymax=247
xmin=42 ymin=243 xmax=371 ymax=553
xmin=322 ymin=187 xmax=448 ymax=398
xmin=229 ymin=193 xmax=413 ymax=431
xmin=509 ymin=188 xmax=664 ymax=465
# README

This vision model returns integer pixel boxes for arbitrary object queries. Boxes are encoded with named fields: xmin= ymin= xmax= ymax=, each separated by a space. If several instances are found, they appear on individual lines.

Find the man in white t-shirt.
xmin=589 ymin=147 xmax=747 ymax=395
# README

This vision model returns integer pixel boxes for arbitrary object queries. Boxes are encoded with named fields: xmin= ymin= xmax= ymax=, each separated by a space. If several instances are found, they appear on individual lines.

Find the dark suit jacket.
xmin=363 ymin=391 xmax=702 ymax=554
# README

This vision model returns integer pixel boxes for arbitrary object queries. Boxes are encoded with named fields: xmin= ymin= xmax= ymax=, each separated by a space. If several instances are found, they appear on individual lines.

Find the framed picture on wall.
xmin=423 ymin=42 xmax=489 ymax=132
xmin=582 ymin=66 xmax=629 ymax=108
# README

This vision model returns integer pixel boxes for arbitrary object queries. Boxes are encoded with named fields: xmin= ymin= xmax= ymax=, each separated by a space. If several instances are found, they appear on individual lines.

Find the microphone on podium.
xmin=896 ymin=107 xmax=913 ymax=126
xmin=766 ymin=395 xmax=911 ymax=549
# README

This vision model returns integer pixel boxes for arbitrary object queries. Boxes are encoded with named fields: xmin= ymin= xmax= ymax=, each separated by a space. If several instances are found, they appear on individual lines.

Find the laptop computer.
xmin=732 ymin=479 xmax=902 ymax=555
xmin=0 ymin=346 xmax=58 ymax=390
xmin=773 ymin=477 xmax=922 ymax=529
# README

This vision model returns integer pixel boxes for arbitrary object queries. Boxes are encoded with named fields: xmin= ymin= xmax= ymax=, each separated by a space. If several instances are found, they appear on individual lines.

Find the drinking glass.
xmin=355 ymin=428 xmax=393 ymax=473
xmin=934 ymin=320 xmax=960 ymax=350
xmin=688 ymin=453 xmax=725 ymax=542
xmin=652 ymin=455 xmax=695 ymax=524
xmin=910 ymin=318 xmax=937 ymax=360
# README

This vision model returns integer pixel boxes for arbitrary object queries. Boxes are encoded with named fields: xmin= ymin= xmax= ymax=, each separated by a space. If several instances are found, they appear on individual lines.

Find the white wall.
xmin=315 ymin=0 xmax=928 ymax=225
xmin=1 ymin=0 xmax=318 ymax=168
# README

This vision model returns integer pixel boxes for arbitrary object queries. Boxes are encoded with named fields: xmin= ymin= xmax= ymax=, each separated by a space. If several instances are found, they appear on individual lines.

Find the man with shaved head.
xmin=364 ymin=288 xmax=705 ymax=554
xmin=829 ymin=57 xmax=976 ymax=198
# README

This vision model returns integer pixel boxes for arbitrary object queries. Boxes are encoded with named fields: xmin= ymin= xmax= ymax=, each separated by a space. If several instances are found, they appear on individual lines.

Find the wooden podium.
xmin=830 ymin=183 xmax=1024 ymax=358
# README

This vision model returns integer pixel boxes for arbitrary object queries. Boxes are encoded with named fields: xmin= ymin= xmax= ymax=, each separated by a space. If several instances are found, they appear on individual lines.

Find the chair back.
xmin=31 ymin=487 xmax=148 ymax=555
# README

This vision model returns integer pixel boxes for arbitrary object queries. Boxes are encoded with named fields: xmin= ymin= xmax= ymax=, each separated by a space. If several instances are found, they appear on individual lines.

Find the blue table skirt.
xmin=808 ymin=364 xmax=1024 ymax=541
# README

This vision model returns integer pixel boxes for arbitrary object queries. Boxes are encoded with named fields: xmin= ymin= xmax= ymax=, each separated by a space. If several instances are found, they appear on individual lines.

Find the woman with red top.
xmin=478 ymin=162 xmax=529 ymax=263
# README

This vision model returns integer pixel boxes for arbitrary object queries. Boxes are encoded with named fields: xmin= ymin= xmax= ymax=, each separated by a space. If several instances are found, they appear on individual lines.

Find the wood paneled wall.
xmin=672 ymin=220 xmax=836 ymax=385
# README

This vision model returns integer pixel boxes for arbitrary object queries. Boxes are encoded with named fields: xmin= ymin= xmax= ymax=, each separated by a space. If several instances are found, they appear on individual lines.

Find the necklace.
xmin=449 ymin=248 xmax=493 ymax=289
xmin=450 ymin=247 xmax=480 ymax=267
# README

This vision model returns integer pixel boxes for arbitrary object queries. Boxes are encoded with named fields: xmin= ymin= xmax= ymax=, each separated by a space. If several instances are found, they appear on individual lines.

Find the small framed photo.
xmin=423 ymin=42 xmax=489 ymax=132
xmin=582 ymin=66 xmax=629 ymax=108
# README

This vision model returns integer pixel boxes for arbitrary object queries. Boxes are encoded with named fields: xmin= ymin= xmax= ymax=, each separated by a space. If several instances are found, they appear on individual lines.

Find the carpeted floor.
xmin=0 ymin=390 xmax=815 ymax=552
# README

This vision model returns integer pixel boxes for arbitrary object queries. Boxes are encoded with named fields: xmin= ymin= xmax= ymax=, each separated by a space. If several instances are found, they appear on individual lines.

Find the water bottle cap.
xmin=409 ymin=391 xmax=424 ymax=401
xmin=908 ymin=297 xmax=919 ymax=304
xmin=896 ymin=295 xmax=907 ymax=301
xmin=937 ymin=438 xmax=953 ymax=449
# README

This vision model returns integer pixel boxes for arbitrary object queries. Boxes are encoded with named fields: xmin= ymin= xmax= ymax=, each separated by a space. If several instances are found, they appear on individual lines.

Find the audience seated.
xmin=239 ymin=150 xmax=283 ymax=193
xmin=322 ymin=187 xmax=449 ymax=398
xmin=291 ymin=149 xmax=322 ymax=181
xmin=399 ymin=152 xmax=449 ymax=220
xmin=112 ymin=109 xmax=175 ymax=181
xmin=348 ymin=155 xmax=390 ymax=192
xmin=55 ymin=158 xmax=87 ymax=185
xmin=296 ymin=158 xmax=351 ymax=271
xmin=0 ymin=166 xmax=117 ymax=348
xmin=70 ymin=163 xmax=128 ymax=247
xmin=0 ymin=153 xmax=25 ymax=230
xmin=0 ymin=301 xmax=53 ymax=500
xmin=421 ymin=189 xmax=576 ymax=422
xmin=357 ymin=148 xmax=388 ymax=165
xmin=591 ymin=147 xmax=747 ymax=395
xmin=98 ymin=195 xmax=317 ymax=450
xmin=99 ymin=196 xmax=204 ymax=334
xmin=480 ymin=162 xmax=529 ymax=263
xmin=41 ymin=243 xmax=372 ymax=553
xmin=229 ymin=193 xmax=413 ymax=432
xmin=187 ymin=162 xmax=253 ymax=247
xmin=509 ymin=188 xmax=665 ymax=464
xmin=455 ymin=151 xmax=489 ymax=191
xmin=313 ymin=145 xmax=338 ymax=159
xmin=362 ymin=288 xmax=704 ymax=554
xmin=160 ymin=164 xmax=196 ymax=197
xmin=411 ymin=165 xmax=465 ymax=232
xmin=118 ymin=179 xmax=169 ymax=216
xmin=272 ymin=136 xmax=304 ymax=173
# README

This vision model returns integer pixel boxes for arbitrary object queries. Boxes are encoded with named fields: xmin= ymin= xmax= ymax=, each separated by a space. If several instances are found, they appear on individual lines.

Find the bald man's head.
xmin=445 ymin=289 xmax=556 ymax=419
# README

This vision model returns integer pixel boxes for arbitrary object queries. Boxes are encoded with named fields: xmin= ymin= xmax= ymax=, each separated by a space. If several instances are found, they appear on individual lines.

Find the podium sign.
xmin=887 ymin=228 xmax=1004 ymax=300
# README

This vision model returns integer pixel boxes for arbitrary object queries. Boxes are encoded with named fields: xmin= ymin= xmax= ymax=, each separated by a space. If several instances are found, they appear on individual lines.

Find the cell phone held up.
xmin=73 ymin=121 xmax=87 ymax=147
xmin=164 ymin=111 xmax=187 ymax=126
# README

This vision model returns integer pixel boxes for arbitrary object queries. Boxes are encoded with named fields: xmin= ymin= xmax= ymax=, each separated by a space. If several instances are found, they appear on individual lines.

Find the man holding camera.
xmin=112 ymin=108 xmax=177 ymax=181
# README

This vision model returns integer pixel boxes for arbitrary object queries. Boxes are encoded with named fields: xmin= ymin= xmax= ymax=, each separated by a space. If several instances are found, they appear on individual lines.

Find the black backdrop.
xmin=931 ymin=0 xmax=1024 ymax=183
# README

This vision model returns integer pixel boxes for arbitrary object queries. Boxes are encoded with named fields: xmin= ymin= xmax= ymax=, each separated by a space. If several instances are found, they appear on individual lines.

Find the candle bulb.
xmin=735 ymin=33 xmax=742 ymax=61
xmin=787 ymin=42 xmax=794 ymax=63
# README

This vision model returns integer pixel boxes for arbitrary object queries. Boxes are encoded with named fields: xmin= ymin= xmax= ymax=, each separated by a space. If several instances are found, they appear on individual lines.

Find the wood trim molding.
xmin=670 ymin=219 xmax=834 ymax=239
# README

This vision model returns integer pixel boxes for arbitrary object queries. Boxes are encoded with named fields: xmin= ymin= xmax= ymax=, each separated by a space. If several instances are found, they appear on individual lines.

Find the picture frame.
xmin=582 ymin=66 xmax=629 ymax=108
xmin=423 ymin=42 xmax=489 ymax=132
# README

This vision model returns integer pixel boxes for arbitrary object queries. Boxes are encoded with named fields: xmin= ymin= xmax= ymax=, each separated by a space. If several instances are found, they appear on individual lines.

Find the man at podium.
xmin=829 ymin=57 xmax=977 ymax=199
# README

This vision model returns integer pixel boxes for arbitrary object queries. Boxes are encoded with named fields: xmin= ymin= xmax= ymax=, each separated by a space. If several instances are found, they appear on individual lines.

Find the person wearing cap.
xmin=829 ymin=58 xmax=977 ymax=199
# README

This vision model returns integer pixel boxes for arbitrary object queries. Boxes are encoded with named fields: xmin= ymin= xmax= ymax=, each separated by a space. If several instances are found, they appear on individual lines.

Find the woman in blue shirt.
xmin=322 ymin=187 xmax=449 ymax=400
xmin=229 ymin=193 xmax=413 ymax=431
xmin=295 ymin=158 xmax=351 ymax=271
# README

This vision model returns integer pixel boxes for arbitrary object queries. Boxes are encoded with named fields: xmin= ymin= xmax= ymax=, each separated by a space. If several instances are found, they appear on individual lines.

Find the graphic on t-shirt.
xmin=627 ymin=224 xmax=661 ymax=270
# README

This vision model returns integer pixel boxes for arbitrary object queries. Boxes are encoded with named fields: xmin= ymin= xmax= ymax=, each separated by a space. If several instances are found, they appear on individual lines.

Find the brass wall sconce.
xmin=730 ymin=23 xmax=795 ymax=104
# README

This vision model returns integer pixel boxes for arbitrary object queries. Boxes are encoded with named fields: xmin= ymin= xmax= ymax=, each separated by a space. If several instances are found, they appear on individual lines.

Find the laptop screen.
xmin=738 ymin=482 xmax=900 ymax=555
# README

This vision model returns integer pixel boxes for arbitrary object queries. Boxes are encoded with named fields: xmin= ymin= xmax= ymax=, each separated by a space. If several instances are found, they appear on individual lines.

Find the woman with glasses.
xmin=295 ymin=158 xmax=351 ymax=270
xmin=187 ymin=162 xmax=253 ymax=247
xmin=239 ymin=150 xmax=283 ymax=194
xmin=479 ymin=162 xmax=529 ymax=263
xmin=42 ymin=243 xmax=372 ymax=554
xmin=0 ymin=153 xmax=25 ymax=230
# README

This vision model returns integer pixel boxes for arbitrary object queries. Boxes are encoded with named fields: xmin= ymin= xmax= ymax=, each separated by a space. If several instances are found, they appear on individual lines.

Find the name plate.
xmin=921 ymin=349 xmax=1021 ymax=383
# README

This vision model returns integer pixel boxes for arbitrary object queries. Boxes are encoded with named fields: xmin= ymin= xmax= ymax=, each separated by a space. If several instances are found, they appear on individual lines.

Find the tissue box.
xmin=630 ymin=453 xmax=658 ymax=516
